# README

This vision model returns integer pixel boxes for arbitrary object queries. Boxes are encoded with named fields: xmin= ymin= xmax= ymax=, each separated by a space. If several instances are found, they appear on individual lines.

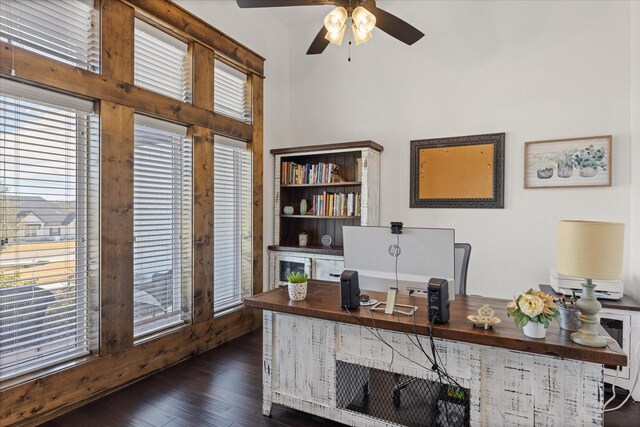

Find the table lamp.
xmin=557 ymin=220 xmax=625 ymax=347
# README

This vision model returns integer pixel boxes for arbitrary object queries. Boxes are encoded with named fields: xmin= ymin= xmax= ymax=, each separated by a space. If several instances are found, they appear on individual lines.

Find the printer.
xmin=550 ymin=268 xmax=623 ymax=300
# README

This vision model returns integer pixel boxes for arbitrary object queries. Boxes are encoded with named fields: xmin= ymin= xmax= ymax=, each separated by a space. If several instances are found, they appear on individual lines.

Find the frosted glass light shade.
xmin=352 ymin=22 xmax=372 ymax=45
xmin=324 ymin=7 xmax=348 ymax=34
xmin=352 ymin=6 xmax=376 ymax=34
xmin=557 ymin=220 xmax=624 ymax=280
xmin=324 ymin=24 xmax=345 ymax=45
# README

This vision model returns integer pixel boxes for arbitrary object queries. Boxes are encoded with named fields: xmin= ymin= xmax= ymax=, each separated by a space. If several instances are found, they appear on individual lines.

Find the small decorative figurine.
xmin=467 ymin=304 xmax=501 ymax=330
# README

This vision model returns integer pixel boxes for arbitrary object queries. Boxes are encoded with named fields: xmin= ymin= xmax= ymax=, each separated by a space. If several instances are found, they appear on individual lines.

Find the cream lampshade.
xmin=557 ymin=220 xmax=625 ymax=347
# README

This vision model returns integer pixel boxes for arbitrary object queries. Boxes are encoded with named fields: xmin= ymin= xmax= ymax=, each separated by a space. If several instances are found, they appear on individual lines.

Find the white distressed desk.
xmin=245 ymin=282 xmax=627 ymax=427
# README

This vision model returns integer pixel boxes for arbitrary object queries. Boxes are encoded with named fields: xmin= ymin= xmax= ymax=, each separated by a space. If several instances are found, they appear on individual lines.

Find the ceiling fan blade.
xmin=237 ymin=0 xmax=336 ymax=8
xmin=370 ymin=6 xmax=424 ymax=45
xmin=306 ymin=26 xmax=330 ymax=55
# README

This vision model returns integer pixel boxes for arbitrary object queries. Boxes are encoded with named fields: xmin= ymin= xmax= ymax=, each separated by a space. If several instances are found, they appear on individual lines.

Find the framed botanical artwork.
xmin=524 ymin=135 xmax=612 ymax=189
xmin=410 ymin=133 xmax=505 ymax=208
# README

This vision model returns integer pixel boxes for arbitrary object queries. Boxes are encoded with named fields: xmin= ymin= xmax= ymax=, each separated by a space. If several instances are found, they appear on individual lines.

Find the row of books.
xmin=280 ymin=161 xmax=340 ymax=185
xmin=312 ymin=192 xmax=361 ymax=217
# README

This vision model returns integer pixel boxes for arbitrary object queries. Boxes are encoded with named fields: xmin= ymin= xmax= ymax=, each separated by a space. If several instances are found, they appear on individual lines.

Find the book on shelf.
xmin=280 ymin=161 xmax=341 ymax=185
xmin=311 ymin=191 xmax=361 ymax=217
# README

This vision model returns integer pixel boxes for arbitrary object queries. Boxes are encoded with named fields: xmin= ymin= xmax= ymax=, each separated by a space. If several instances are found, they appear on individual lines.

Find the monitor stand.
xmin=369 ymin=287 xmax=418 ymax=316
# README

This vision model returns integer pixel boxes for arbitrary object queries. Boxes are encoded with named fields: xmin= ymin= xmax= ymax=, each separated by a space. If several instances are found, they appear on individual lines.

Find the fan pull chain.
xmin=348 ymin=40 xmax=352 ymax=62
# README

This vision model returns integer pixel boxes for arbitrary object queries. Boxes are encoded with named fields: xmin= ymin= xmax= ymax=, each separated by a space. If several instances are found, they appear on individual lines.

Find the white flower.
xmin=518 ymin=294 xmax=544 ymax=317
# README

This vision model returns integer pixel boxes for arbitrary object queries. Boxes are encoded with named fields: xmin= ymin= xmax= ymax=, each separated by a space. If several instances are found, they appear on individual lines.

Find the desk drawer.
xmin=314 ymin=258 xmax=344 ymax=282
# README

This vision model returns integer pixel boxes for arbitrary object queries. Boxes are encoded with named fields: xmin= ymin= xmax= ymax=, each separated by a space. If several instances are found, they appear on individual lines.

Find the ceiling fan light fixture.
xmin=323 ymin=6 xmax=348 ymax=34
xmin=351 ymin=21 xmax=372 ymax=45
xmin=324 ymin=23 xmax=346 ymax=46
xmin=352 ymin=6 xmax=376 ymax=34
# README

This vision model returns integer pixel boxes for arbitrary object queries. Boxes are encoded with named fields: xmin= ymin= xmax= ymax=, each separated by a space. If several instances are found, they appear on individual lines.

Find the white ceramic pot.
xmin=523 ymin=321 xmax=547 ymax=339
xmin=288 ymin=281 xmax=307 ymax=301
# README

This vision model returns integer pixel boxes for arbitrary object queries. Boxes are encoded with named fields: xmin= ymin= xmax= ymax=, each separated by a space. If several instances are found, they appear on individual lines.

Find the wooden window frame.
xmin=0 ymin=0 xmax=264 ymax=425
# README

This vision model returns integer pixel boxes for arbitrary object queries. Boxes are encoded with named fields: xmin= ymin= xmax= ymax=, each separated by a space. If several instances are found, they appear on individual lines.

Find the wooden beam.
xmin=251 ymin=75 xmax=264 ymax=303
xmin=192 ymin=43 xmax=215 ymax=111
xmin=0 ymin=308 xmax=256 ymax=427
xmin=101 ymin=0 xmax=134 ymax=83
xmin=125 ymin=0 xmax=265 ymax=76
xmin=99 ymin=101 xmax=135 ymax=354
xmin=192 ymin=126 xmax=214 ymax=324
xmin=0 ymin=43 xmax=253 ymax=141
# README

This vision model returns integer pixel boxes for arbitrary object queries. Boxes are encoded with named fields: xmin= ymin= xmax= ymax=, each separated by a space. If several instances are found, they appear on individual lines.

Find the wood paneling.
xmin=192 ymin=43 xmax=215 ymax=111
xmin=192 ymin=126 xmax=214 ymax=324
xmin=125 ymin=0 xmax=265 ymax=76
xmin=100 ymin=101 xmax=135 ymax=354
xmin=0 ymin=43 xmax=252 ymax=141
xmin=101 ymin=0 xmax=134 ymax=83
xmin=251 ymin=76 xmax=264 ymax=299
xmin=244 ymin=281 xmax=628 ymax=367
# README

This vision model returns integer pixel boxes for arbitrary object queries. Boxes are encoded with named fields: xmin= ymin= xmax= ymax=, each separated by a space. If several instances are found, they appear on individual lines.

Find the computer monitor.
xmin=343 ymin=225 xmax=455 ymax=298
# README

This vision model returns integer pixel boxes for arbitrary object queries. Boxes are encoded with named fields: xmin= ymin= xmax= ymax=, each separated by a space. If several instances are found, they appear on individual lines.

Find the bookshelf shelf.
xmin=281 ymin=215 xmax=361 ymax=219
xmin=280 ymin=182 xmax=362 ymax=188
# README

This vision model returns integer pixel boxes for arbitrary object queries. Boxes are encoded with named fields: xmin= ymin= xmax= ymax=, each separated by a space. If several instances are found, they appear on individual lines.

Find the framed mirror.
xmin=410 ymin=133 xmax=505 ymax=208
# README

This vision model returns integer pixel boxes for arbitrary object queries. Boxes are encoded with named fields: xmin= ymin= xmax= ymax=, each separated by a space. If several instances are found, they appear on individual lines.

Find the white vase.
xmin=523 ymin=321 xmax=547 ymax=339
xmin=288 ymin=281 xmax=307 ymax=301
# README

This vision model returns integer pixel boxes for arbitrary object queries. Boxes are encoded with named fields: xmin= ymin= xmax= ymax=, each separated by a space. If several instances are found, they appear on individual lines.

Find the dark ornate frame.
xmin=410 ymin=133 xmax=505 ymax=208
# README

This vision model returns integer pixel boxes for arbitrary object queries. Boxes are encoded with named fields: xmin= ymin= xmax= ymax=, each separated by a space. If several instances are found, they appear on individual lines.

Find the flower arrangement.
xmin=507 ymin=289 xmax=559 ymax=329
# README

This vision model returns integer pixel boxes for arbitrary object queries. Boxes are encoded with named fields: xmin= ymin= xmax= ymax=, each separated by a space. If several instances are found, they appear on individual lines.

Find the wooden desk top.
xmin=245 ymin=281 xmax=627 ymax=366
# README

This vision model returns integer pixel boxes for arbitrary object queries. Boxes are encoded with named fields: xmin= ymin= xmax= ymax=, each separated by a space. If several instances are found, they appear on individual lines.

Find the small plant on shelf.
xmin=288 ymin=271 xmax=308 ymax=283
xmin=287 ymin=271 xmax=308 ymax=301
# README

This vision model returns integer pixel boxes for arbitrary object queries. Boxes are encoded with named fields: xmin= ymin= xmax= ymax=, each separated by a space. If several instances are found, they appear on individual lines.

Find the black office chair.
xmin=454 ymin=243 xmax=471 ymax=296
xmin=391 ymin=243 xmax=472 ymax=408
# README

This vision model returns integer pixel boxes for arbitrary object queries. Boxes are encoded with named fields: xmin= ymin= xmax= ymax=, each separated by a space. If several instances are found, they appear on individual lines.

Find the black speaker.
xmin=340 ymin=270 xmax=360 ymax=310
xmin=428 ymin=278 xmax=450 ymax=324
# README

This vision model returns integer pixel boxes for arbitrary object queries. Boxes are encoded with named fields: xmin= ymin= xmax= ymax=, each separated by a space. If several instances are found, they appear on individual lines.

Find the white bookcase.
xmin=268 ymin=141 xmax=382 ymax=289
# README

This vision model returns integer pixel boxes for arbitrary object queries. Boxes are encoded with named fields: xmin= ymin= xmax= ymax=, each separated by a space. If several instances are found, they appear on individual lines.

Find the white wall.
xmin=287 ymin=0 xmax=633 ymax=298
xmin=175 ymin=1 xmax=291 ymax=290
xmin=630 ymin=2 xmax=640 ymax=303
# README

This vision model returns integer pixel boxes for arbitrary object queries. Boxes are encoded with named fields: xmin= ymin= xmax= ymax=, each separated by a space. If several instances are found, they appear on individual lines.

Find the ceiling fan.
xmin=236 ymin=0 xmax=425 ymax=55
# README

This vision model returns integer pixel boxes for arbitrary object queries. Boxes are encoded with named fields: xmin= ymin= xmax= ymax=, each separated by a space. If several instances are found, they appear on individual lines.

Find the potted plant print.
xmin=507 ymin=289 xmax=559 ymax=338
xmin=288 ymin=271 xmax=308 ymax=301
xmin=554 ymin=149 xmax=577 ymax=178
xmin=531 ymin=155 xmax=555 ymax=179
xmin=573 ymin=145 xmax=606 ymax=177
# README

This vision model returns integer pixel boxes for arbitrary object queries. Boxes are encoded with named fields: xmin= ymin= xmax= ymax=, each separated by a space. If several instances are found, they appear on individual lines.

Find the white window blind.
xmin=0 ymin=0 xmax=99 ymax=72
xmin=134 ymin=19 xmax=192 ymax=103
xmin=214 ymin=60 xmax=251 ymax=123
xmin=214 ymin=137 xmax=252 ymax=314
xmin=133 ymin=115 xmax=192 ymax=337
xmin=0 ymin=79 xmax=99 ymax=381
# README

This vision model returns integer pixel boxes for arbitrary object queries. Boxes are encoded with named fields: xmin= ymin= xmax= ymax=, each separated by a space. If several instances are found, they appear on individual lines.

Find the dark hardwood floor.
xmin=41 ymin=328 xmax=639 ymax=427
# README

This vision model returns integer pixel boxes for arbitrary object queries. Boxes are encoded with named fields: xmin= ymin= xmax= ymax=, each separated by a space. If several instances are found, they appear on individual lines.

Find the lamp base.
xmin=570 ymin=279 xmax=607 ymax=348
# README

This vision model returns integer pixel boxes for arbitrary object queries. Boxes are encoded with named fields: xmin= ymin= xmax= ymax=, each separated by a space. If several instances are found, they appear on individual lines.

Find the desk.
xmin=245 ymin=281 xmax=627 ymax=426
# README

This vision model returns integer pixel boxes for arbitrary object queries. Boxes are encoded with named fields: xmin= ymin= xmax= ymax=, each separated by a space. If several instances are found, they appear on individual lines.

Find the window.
xmin=25 ymin=225 xmax=39 ymax=238
xmin=49 ymin=228 xmax=61 ymax=237
xmin=133 ymin=115 xmax=192 ymax=337
xmin=214 ymin=60 xmax=251 ymax=123
xmin=0 ymin=0 xmax=99 ymax=72
xmin=213 ymin=137 xmax=252 ymax=314
xmin=0 ymin=79 xmax=99 ymax=381
xmin=134 ymin=19 xmax=191 ymax=102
